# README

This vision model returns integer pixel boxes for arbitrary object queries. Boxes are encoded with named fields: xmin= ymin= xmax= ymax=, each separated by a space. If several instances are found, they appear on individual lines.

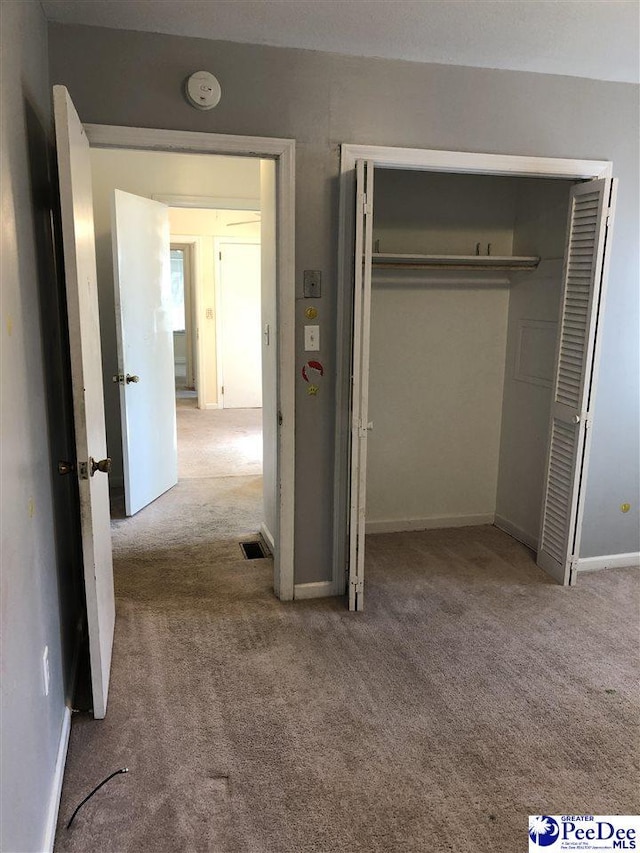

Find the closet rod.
xmin=371 ymin=253 xmax=540 ymax=271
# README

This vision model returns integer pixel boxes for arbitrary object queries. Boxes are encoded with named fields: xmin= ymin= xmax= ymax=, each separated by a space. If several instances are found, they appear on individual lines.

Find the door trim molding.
xmin=85 ymin=124 xmax=296 ymax=601
xmin=334 ymin=143 xmax=613 ymax=597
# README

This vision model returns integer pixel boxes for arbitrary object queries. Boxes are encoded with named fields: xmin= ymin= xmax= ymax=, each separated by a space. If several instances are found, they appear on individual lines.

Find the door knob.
xmin=112 ymin=374 xmax=140 ymax=384
xmin=58 ymin=461 xmax=75 ymax=476
xmin=90 ymin=457 xmax=112 ymax=476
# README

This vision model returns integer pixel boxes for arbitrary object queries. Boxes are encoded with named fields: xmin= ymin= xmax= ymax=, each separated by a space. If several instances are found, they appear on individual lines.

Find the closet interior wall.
xmin=366 ymin=169 xmax=575 ymax=540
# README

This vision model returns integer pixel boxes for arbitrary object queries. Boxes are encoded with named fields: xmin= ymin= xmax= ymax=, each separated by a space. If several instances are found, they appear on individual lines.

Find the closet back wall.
xmin=373 ymin=170 xmax=517 ymax=255
xmin=366 ymin=173 xmax=516 ymax=531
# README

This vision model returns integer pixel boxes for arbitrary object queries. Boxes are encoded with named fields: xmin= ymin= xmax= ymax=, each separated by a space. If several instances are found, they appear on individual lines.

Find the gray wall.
xmin=1 ymin=3 xmax=82 ymax=850
xmin=48 ymin=24 xmax=640 ymax=581
xmin=372 ymin=169 xmax=517 ymax=256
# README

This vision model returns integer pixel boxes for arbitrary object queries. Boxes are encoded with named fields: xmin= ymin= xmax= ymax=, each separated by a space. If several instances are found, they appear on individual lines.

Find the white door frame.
xmin=214 ymin=235 xmax=262 ymax=409
xmin=333 ymin=143 xmax=613 ymax=596
xmin=170 ymin=235 xmax=203 ymax=407
xmin=85 ymin=124 xmax=296 ymax=601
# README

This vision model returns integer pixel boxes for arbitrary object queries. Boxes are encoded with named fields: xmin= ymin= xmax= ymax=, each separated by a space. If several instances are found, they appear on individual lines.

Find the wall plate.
xmin=303 ymin=269 xmax=321 ymax=298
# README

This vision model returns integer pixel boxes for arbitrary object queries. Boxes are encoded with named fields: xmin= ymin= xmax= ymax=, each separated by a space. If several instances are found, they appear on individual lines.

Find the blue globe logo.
xmin=529 ymin=816 xmax=560 ymax=846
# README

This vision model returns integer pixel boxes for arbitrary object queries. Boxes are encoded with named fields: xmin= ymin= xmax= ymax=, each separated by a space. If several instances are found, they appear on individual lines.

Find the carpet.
xmin=54 ymin=410 xmax=639 ymax=852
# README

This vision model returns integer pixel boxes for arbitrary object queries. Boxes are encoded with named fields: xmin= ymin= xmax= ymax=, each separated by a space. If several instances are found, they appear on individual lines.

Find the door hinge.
xmin=358 ymin=420 xmax=374 ymax=438
xmin=350 ymin=578 xmax=364 ymax=594
xmin=568 ymin=556 xmax=579 ymax=585
xmin=219 ymin=251 xmax=222 ymax=260
xmin=221 ymin=385 xmax=224 ymax=395
xmin=584 ymin=412 xmax=593 ymax=430
xmin=278 ymin=410 xmax=283 ymax=426
xmin=359 ymin=192 xmax=372 ymax=217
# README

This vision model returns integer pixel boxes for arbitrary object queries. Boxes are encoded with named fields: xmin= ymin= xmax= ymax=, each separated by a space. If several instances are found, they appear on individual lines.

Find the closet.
xmin=345 ymin=157 xmax=616 ymax=610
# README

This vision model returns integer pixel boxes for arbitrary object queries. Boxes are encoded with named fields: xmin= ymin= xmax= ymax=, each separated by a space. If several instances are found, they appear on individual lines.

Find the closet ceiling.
xmin=42 ymin=0 xmax=639 ymax=84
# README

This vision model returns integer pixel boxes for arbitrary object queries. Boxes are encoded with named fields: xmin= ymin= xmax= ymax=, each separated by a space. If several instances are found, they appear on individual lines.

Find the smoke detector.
xmin=184 ymin=71 xmax=222 ymax=111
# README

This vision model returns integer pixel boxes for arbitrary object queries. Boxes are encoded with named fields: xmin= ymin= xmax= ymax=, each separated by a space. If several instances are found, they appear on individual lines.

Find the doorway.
xmin=90 ymin=150 xmax=276 ymax=563
xmin=55 ymin=87 xmax=295 ymax=720
xmin=170 ymin=243 xmax=197 ymax=397
xmin=334 ymin=145 xmax=615 ymax=610
xmin=86 ymin=133 xmax=295 ymax=609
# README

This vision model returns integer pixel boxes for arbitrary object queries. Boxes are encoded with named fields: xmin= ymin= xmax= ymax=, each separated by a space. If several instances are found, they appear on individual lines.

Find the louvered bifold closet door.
xmin=537 ymin=177 xmax=616 ymax=585
xmin=348 ymin=159 xmax=374 ymax=611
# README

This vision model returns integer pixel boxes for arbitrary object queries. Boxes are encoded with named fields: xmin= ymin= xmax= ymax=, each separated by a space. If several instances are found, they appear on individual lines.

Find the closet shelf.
xmin=372 ymin=253 xmax=540 ymax=271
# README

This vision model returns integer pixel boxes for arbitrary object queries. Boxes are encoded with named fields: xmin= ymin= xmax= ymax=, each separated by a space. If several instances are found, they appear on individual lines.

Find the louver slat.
xmin=541 ymin=419 xmax=577 ymax=563
xmin=555 ymin=192 xmax=603 ymax=410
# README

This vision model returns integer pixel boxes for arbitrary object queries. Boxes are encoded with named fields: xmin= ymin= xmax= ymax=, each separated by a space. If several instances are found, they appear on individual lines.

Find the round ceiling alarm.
xmin=184 ymin=71 xmax=222 ymax=111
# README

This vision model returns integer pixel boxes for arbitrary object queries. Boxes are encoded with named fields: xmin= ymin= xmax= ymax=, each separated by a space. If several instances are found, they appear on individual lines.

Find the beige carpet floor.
xmin=176 ymin=401 xmax=262 ymax=480
xmin=54 ymin=413 xmax=640 ymax=852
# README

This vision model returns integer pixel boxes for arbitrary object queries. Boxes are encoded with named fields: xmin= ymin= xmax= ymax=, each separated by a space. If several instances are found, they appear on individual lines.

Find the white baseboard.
xmin=260 ymin=522 xmax=275 ymax=555
xmin=365 ymin=513 xmax=494 ymax=534
xmin=42 ymin=705 xmax=71 ymax=853
xmin=204 ymin=402 xmax=221 ymax=410
xmin=294 ymin=580 xmax=338 ymax=600
xmin=493 ymin=514 xmax=538 ymax=551
xmin=577 ymin=552 xmax=640 ymax=572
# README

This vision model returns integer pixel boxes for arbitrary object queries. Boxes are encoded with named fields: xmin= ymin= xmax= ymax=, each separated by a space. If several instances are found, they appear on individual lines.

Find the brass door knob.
xmin=90 ymin=457 xmax=112 ymax=476
xmin=125 ymin=374 xmax=139 ymax=384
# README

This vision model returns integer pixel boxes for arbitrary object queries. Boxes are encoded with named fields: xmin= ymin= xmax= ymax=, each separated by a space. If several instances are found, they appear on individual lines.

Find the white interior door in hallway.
xmin=112 ymin=189 xmax=178 ymax=516
xmin=216 ymin=241 xmax=263 ymax=409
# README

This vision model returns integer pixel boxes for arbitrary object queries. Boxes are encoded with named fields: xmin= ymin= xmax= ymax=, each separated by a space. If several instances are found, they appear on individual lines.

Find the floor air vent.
xmin=240 ymin=540 xmax=268 ymax=560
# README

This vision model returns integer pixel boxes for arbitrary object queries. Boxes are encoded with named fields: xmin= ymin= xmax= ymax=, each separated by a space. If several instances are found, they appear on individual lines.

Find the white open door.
xmin=53 ymin=86 xmax=115 ymax=719
xmin=112 ymin=190 xmax=178 ymax=516
xmin=216 ymin=241 xmax=262 ymax=409
xmin=537 ymin=178 xmax=617 ymax=584
xmin=347 ymin=160 xmax=375 ymax=611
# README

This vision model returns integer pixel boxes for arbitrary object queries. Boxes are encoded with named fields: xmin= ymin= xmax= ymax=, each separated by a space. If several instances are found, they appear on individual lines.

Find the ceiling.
xmin=41 ymin=0 xmax=639 ymax=84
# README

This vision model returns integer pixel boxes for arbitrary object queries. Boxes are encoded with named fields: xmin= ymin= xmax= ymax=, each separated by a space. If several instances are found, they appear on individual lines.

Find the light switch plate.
xmin=303 ymin=270 xmax=321 ymax=298
xmin=304 ymin=325 xmax=320 ymax=351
